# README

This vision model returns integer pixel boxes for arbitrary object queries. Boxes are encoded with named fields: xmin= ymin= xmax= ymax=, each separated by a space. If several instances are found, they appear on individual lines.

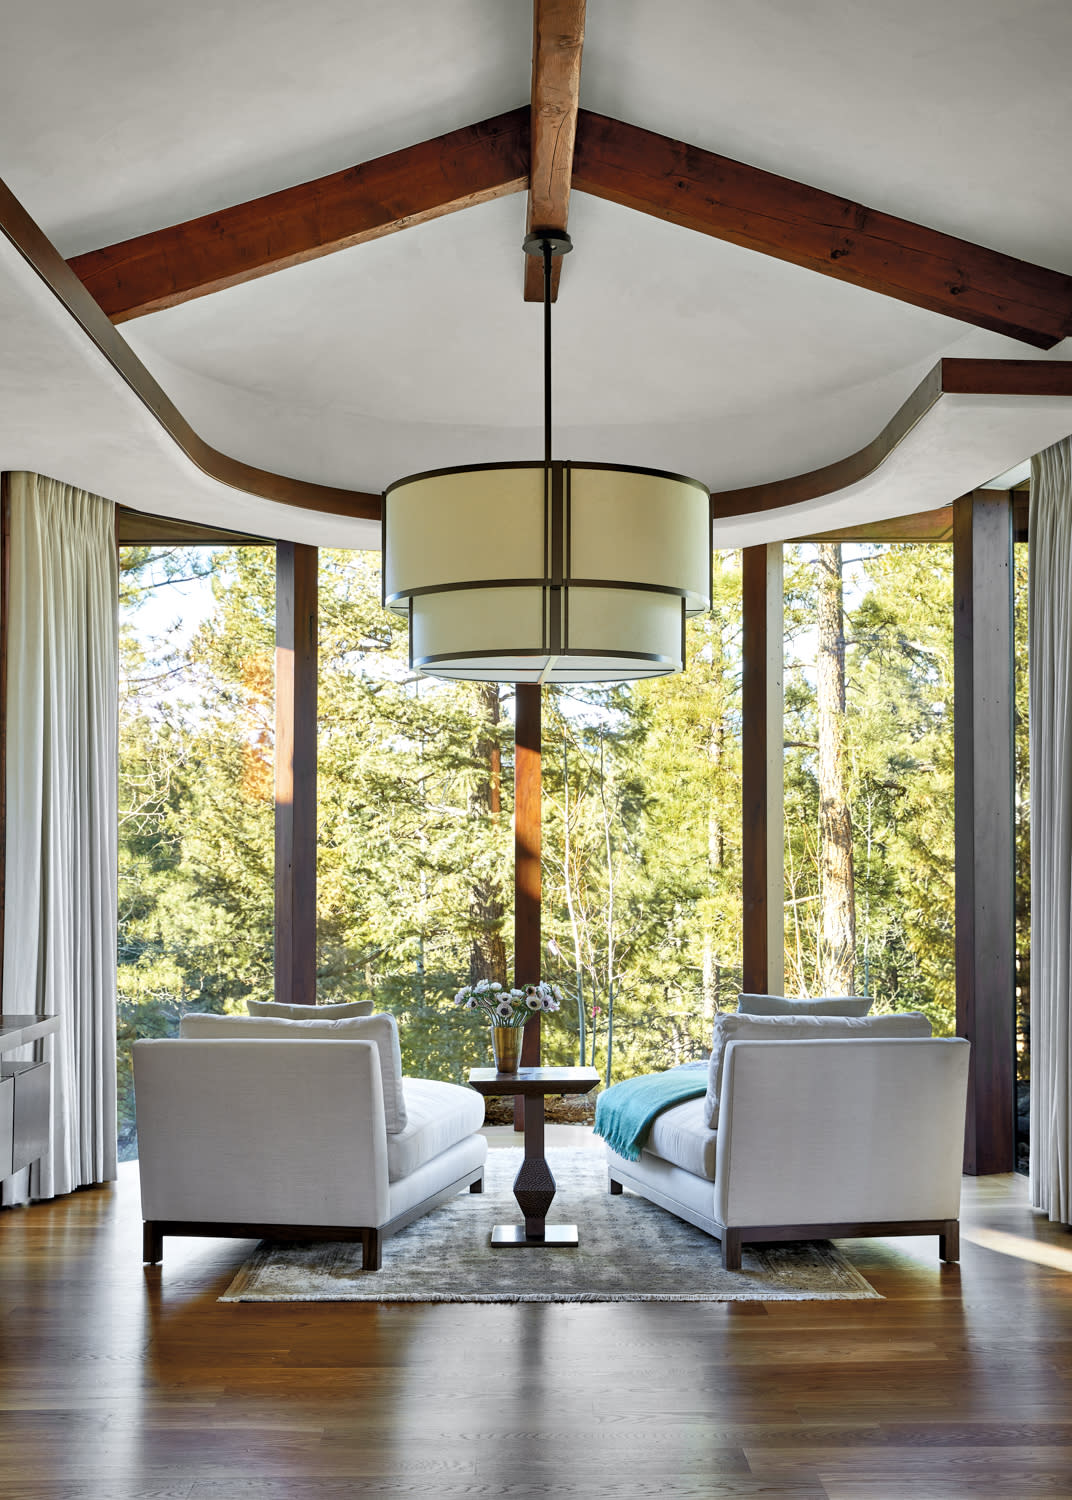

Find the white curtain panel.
xmin=1029 ymin=438 xmax=1072 ymax=1225
xmin=3 ymin=472 xmax=118 ymax=1204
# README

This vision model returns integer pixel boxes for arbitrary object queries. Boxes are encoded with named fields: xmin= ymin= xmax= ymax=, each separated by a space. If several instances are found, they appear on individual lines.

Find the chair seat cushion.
xmin=387 ymin=1078 xmax=486 ymax=1183
xmin=642 ymin=1096 xmax=717 ymax=1181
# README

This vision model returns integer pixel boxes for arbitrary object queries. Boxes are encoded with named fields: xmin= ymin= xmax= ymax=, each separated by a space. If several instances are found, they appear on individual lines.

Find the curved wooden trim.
xmin=711 ymin=358 xmax=1072 ymax=520
xmin=116 ymin=507 xmax=267 ymax=546
xmin=0 ymin=175 xmax=382 ymax=524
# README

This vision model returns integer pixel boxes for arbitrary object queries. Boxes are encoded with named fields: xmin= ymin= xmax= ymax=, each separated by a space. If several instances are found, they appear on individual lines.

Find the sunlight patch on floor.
xmin=963 ymin=1225 xmax=1072 ymax=1272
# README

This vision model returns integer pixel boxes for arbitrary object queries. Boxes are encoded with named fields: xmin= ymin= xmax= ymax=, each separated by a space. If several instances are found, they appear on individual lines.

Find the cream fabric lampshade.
xmin=382 ymin=461 xmax=711 ymax=683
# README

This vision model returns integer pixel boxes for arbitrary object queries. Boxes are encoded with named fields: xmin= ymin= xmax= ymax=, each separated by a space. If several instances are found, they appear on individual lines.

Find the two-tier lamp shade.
xmin=381 ymin=462 xmax=712 ymax=684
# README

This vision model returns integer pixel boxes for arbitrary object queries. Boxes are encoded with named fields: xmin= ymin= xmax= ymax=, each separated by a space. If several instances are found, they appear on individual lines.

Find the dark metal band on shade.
xmin=414 ymin=647 xmax=678 ymax=665
xmin=382 ymin=457 xmax=712 ymax=498
xmin=413 ymin=647 xmax=680 ymax=670
xmin=385 ymin=575 xmax=698 ymax=606
xmin=415 ymin=666 xmax=679 ymax=682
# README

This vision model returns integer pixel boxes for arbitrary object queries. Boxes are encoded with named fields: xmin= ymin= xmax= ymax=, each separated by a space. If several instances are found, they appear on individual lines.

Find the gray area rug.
xmin=221 ymin=1149 xmax=880 ymax=1303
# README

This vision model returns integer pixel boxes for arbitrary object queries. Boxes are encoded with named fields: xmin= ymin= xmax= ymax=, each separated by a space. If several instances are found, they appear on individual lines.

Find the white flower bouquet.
xmin=452 ymin=979 xmax=563 ymax=1029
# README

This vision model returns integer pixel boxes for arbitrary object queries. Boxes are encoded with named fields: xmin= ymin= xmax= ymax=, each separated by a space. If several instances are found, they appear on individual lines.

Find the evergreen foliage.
xmin=117 ymin=539 xmax=1027 ymax=1156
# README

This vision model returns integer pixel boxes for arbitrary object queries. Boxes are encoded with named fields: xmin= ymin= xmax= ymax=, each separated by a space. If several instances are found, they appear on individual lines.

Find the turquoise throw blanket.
xmin=594 ymin=1062 xmax=707 ymax=1162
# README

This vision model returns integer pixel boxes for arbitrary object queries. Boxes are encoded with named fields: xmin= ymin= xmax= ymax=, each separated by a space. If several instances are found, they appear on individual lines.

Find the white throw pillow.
xmin=179 ymin=1012 xmax=407 ymax=1133
xmin=704 ymin=1011 xmax=933 ymax=1128
xmin=737 ymin=993 xmax=873 ymax=1018
xmin=247 ymin=998 xmax=374 ymax=1019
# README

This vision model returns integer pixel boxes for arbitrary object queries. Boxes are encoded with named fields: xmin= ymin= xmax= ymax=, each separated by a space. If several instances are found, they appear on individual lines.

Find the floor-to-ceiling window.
xmin=118 ymin=530 xmax=1012 ymax=1149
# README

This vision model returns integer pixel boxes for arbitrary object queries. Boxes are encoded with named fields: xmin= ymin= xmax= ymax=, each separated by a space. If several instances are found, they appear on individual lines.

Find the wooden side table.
xmin=469 ymin=1065 xmax=599 ymax=1247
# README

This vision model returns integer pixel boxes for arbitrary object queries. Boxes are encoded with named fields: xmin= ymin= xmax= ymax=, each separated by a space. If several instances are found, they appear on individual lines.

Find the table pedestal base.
xmin=490 ymin=1224 xmax=579 ymax=1248
xmin=467 ymin=1065 xmax=600 ymax=1254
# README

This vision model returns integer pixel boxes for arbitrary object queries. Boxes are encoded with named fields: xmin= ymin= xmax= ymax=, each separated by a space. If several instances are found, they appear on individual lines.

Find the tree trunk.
xmin=702 ymin=934 xmax=717 ymax=1022
xmin=702 ymin=715 xmax=725 ymax=1021
xmin=561 ymin=729 xmax=586 ymax=1066
xmin=599 ymin=732 xmax=616 ymax=1088
xmin=468 ymin=682 xmax=508 ymax=985
xmin=815 ymin=543 xmax=856 ymax=993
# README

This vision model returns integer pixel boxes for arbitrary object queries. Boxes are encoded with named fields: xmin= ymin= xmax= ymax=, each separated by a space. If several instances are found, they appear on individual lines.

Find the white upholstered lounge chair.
xmin=605 ymin=1014 xmax=970 ymax=1269
xmin=133 ymin=1011 xmax=487 ymax=1269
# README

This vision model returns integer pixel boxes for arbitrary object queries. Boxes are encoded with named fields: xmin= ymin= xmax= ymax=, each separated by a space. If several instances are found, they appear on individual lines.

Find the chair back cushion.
xmin=737 ymin=993 xmax=873 ymax=1017
xmin=247 ymin=998 xmax=374 ymax=1019
xmin=179 ymin=1012 xmax=407 ymax=1132
xmin=704 ymin=1011 xmax=932 ymax=1127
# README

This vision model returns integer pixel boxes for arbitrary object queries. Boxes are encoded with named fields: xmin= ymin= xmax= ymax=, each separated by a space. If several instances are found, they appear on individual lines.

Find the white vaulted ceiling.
xmin=2 ymin=0 xmax=1072 ymax=541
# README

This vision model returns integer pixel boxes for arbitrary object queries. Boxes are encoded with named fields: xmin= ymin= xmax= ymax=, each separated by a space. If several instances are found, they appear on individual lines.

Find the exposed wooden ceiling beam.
xmin=69 ymin=109 xmax=530 ymax=323
xmin=572 ymin=112 xmax=1072 ymax=348
xmin=523 ymin=0 xmax=586 ymax=303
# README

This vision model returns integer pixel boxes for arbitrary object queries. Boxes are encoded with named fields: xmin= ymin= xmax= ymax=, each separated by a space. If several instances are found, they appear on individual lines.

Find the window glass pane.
xmin=117 ymin=545 xmax=275 ymax=1160
xmin=783 ymin=542 xmax=955 ymax=1030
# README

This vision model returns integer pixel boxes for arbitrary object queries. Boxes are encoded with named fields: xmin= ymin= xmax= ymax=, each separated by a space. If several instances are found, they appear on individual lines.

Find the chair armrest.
xmin=134 ymin=1039 xmax=391 ymax=1228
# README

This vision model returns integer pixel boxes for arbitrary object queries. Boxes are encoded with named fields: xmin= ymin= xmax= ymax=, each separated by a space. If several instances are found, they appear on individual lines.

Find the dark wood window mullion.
xmin=275 ymin=542 xmax=318 ymax=1007
xmin=954 ymin=490 xmax=1016 ymax=1174
xmin=0 ymin=475 xmax=9 ymax=1004
xmin=514 ymin=683 xmax=542 ymax=1126
xmin=741 ymin=544 xmax=784 ymax=996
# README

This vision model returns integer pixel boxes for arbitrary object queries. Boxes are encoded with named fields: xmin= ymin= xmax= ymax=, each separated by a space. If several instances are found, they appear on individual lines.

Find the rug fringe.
xmin=221 ymin=1288 xmax=881 ymax=1304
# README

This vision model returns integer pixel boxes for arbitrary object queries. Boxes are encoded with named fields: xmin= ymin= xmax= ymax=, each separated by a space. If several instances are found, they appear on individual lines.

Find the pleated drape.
xmin=1029 ymin=438 xmax=1072 ymax=1225
xmin=2 ymin=472 xmax=117 ymax=1204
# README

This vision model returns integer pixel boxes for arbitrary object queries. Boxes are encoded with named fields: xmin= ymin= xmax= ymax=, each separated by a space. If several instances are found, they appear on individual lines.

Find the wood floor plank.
xmin=1 ymin=1162 xmax=1071 ymax=1498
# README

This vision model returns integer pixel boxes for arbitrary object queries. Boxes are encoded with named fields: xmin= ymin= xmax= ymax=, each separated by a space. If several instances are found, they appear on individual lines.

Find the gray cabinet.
xmin=0 ymin=1016 xmax=58 ymax=1180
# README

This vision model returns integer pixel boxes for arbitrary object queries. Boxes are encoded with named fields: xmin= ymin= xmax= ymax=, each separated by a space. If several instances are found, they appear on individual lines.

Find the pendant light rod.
xmin=523 ymin=230 xmax=573 ymax=468
xmin=543 ymin=239 xmax=552 ymax=465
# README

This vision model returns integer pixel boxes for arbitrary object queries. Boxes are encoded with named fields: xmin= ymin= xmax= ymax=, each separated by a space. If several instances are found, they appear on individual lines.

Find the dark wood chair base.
xmin=605 ymin=1181 xmax=959 ymax=1272
xmin=142 ymin=1221 xmax=163 ymax=1265
xmin=142 ymin=1166 xmax=485 ymax=1271
xmin=718 ymin=1217 xmax=961 ymax=1272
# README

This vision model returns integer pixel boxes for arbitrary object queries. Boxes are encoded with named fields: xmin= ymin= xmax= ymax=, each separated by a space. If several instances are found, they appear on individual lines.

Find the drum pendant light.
xmin=381 ymin=232 xmax=711 ymax=683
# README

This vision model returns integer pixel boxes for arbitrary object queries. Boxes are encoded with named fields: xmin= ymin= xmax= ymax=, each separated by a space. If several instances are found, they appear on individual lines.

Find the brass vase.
xmin=491 ymin=1025 xmax=521 ymax=1073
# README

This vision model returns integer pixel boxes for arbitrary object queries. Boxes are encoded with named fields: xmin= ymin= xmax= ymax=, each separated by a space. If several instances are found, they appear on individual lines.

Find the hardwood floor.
xmin=2 ymin=1137 xmax=1072 ymax=1499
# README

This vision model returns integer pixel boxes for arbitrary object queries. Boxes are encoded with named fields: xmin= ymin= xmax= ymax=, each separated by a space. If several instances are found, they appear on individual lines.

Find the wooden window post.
xmin=514 ymin=683 xmax=542 ymax=1125
xmin=275 ymin=542 xmax=318 ymax=1007
xmin=0 ymin=476 xmax=8 ymax=1000
xmin=953 ymin=490 xmax=1016 ymax=1174
xmin=741 ymin=544 xmax=785 ymax=996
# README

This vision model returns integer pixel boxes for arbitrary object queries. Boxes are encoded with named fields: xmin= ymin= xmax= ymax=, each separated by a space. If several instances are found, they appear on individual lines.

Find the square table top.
xmin=468 ymin=1065 xmax=600 ymax=1098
